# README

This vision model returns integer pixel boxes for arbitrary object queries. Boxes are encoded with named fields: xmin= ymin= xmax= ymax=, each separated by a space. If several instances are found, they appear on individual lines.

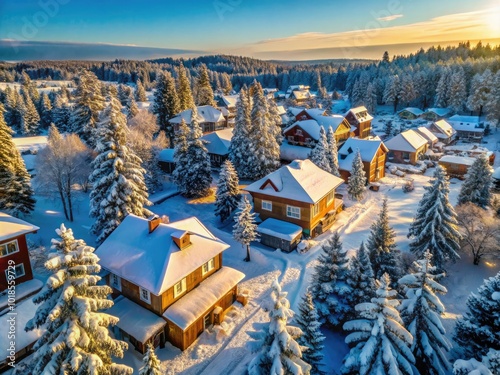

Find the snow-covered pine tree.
xmin=135 ymin=79 xmax=147 ymax=102
xmin=296 ymin=291 xmax=325 ymax=375
xmin=233 ymin=196 xmax=259 ymax=262
xmin=457 ymin=154 xmax=493 ymax=209
xmin=4 ymin=87 xmax=22 ymax=132
xmin=214 ymin=159 xmax=240 ymax=222
xmin=398 ymin=250 xmax=451 ymax=375
xmin=268 ymin=99 xmax=283 ymax=146
xmin=90 ymin=97 xmax=151 ymax=243
xmin=247 ymin=278 xmax=311 ymax=375
xmin=448 ymin=68 xmax=467 ymax=114
xmin=221 ymin=72 xmax=233 ymax=95
xmin=408 ymin=165 xmax=461 ymax=270
xmin=176 ymin=63 xmax=195 ymax=111
xmin=310 ymin=231 xmax=352 ymax=328
xmin=346 ymin=241 xmax=376 ymax=314
xmin=309 ymin=126 xmax=331 ymax=173
xmin=180 ymin=106 xmax=212 ymax=197
xmin=454 ymin=271 xmax=500 ymax=359
xmin=20 ymin=71 xmax=39 ymax=103
xmin=383 ymin=74 xmax=400 ymax=113
xmin=399 ymin=74 xmax=416 ymax=107
xmin=364 ymin=82 xmax=377 ymax=115
xmin=485 ymin=70 xmax=500 ymax=127
xmin=152 ymin=71 xmax=180 ymax=146
xmin=347 ymin=149 xmax=366 ymax=201
xmin=366 ymin=198 xmax=401 ymax=285
xmin=126 ymin=92 xmax=139 ymax=119
xmin=70 ymin=70 xmax=106 ymax=147
xmin=25 ymin=224 xmax=132 ymax=375
xmin=341 ymin=273 xmax=415 ymax=375
xmin=20 ymin=92 xmax=40 ymax=135
xmin=228 ymin=86 xmax=253 ymax=179
xmin=117 ymin=84 xmax=130 ymax=106
xmin=51 ymin=94 xmax=71 ymax=132
xmin=0 ymin=103 xmax=35 ymax=216
xmin=435 ymin=67 xmax=450 ymax=108
xmin=195 ymin=63 xmax=216 ymax=106
xmin=467 ymin=70 xmax=492 ymax=117
xmin=326 ymin=126 xmax=340 ymax=177
xmin=454 ymin=349 xmax=500 ymax=375
xmin=39 ymin=92 xmax=52 ymax=130
xmin=171 ymin=119 xmax=190 ymax=192
xmin=139 ymin=343 xmax=162 ymax=375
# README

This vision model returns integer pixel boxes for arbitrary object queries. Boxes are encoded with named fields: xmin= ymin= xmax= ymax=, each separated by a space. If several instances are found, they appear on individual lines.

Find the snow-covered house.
xmin=96 ymin=214 xmax=245 ymax=352
xmin=385 ymin=129 xmax=428 ymax=165
xmin=170 ymin=105 xmax=226 ymax=134
xmin=448 ymin=115 xmax=484 ymax=142
xmin=158 ymin=148 xmax=175 ymax=174
xmin=201 ymin=128 xmax=233 ymax=167
xmin=423 ymin=107 xmax=451 ymax=121
xmin=245 ymin=159 xmax=344 ymax=238
xmin=216 ymin=94 xmax=238 ymax=127
xmin=344 ymin=106 xmax=373 ymax=139
xmin=285 ymin=85 xmax=312 ymax=103
xmin=438 ymin=155 xmax=476 ymax=179
xmin=397 ymin=107 xmax=424 ymax=120
xmin=338 ymin=137 xmax=388 ymax=183
xmin=428 ymin=119 xmax=456 ymax=145
xmin=415 ymin=126 xmax=438 ymax=148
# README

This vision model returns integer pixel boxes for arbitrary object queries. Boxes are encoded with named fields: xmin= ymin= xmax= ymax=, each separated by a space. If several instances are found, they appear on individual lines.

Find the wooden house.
xmin=344 ymin=106 xmax=373 ymax=139
xmin=385 ymin=130 xmax=428 ymax=165
xmin=170 ymin=105 xmax=226 ymax=134
xmin=397 ymin=107 xmax=424 ymax=120
xmin=96 ymin=215 xmax=245 ymax=352
xmin=415 ymin=126 xmax=438 ymax=148
xmin=338 ymin=137 xmax=388 ymax=183
xmin=201 ymin=129 xmax=233 ymax=167
xmin=448 ymin=115 xmax=484 ymax=142
xmin=285 ymin=85 xmax=312 ymax=103
xmin=428 ymin=120 xmax=456 ymax=145
xmin=423 ymin=108 xmax=451 ymax=121
xmin=438 ymin=155 xmax=476 ymax=179
xmin=216 ymin=94 xmax=238 ymax=127
xmin=158 ymin=149 xmax=175 ymax=174
xmin=244 ymin=159 xmax=344 ymax=238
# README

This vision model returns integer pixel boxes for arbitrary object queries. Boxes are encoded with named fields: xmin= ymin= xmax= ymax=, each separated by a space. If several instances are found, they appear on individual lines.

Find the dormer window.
xmin=172 ymin=231 xmax=191 ymax=250
xmin=140 ymin=287 xmax=151 ymax=304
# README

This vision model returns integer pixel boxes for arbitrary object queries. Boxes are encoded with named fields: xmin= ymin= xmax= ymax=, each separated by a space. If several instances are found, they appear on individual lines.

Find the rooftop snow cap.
xmin=289 ymin=160 xmax=303 ymax=169
xmin=171 ymin=230 xmax=191 ymax=250
xmin=148 ymin=215 xmax=161 ymax=233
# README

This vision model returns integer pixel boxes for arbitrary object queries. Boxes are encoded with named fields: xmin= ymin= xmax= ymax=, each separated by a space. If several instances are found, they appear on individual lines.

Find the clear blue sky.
xmin=0 ymin=0 xmax=498 ymax=59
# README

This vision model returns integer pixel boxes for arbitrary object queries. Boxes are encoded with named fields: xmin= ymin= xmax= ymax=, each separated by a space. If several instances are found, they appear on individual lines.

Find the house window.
xmin=173 ymin=278 xmax=187 ymax=298
xmin=327 ymin=191 xmax=334 ymax=206
xmin=202 ymin=258 xmax=215 ymax=275
xmin=140 ymin=287 xmax=151 ymax=304
xmin=288 ymin=136 xmax=294 ymax=142
xmin=286 ymin=205 xmax=301 ymax=219
xmin=203 ymin=313 xmax=211 ymax=330
xmin=5 ymin=263 xmax=25 ymax=280
xmin=312 ymin=202 xmax=320 ymax=217
xmin=295 ymin=129 xmax=303 ymax=136
xmin=262 ymin=200 xmax=272 ymax=211
xmin=111 ymin=274 xmax=122 ymax=291
xmin=402 ymin=152 xmax=410 ymax=161
xmin=0 ymin=240 xmax=19 ymax=257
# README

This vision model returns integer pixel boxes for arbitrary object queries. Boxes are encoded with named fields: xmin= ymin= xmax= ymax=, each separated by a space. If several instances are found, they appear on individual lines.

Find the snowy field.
xmin=11 ymin=115 xmax=500 ymax=374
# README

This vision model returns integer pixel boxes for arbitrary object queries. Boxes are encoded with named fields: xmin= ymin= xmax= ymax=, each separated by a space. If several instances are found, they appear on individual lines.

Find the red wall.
xmin=0 ymin=235 xmax=34 ymax=291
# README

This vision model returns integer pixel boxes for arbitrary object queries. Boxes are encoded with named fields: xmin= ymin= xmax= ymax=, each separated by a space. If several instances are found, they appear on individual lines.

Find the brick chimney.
xmin=148 ymin=215 xmax=162 ymax=233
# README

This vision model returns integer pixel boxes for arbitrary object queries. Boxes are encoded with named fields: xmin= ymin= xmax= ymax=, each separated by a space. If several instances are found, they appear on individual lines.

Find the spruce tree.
xmin=152 ymin=71 xmax=180 ymax=145
xmin=346 ymin=242 xmax=376 ymax=313
xmin=177 ymin=63 xmax=195 ymax=111
xmin=467 ymin=70 xmax=491 ymax=117
xmin=457 ymin=155 xmax=493 ymax=209
xmin=139 ymin=343 xmax=162 ymax=375
xmin=20 ymin=71 xmax=39 ymax=103
xmin=171 ymin=119 xmax=190 ymax=192
xmin=435 ymin=67 xmax=450 ymax=108
xmin=0 ymin=103 xmax=35 ymax=216
xmin=453 ymin=349 xmax=500 ymax=375
xmin=485 ymin=70 xmax=500 ymax=127
xmin=454 ymin=271 xmax=500 ymax=359
xmin=383 ymin=74 xmax=400 ymax=113
xmin=39 ymin=92 xmax=52 ymax=130
xmin=309 ymin=126 xmax=331 ymax=173
xmin=25 ymin=224 xmax=132 ymax=375
xmin=326 ymin=126 xmax=340 ymax=177
xmin=126 ymin=93 xmax=139 ymax=119
xmin=51 ymin=95 xmax=71 ymax=132
xmin=247 ymin=278 xmax=311 ymax=375
xmin=135 ymin=79 xmax=147 ymax=102
xmin=310 ymin=231 xmax=352 ymax=328
xmin=195 ymin=63 xmax=216 ymax=106
xmin=20 ymin=92 xmax=40 ymax=135
xmin=233 ymin=196 xmax=259 ymax=262
xmin=408 ymin=166 xmax=461 ymax=270
xmin=398 ymin=250 xmax=452 ymax=375
xmin=448 ymin=68 xmax=467 ymax=114
xmin=366 ymin=198 xmax=401 ymax=285
xmin=89 ymin=97 xmax=151 ymax=244
xmin=399 ymin=74 xmax=416 ymax=107
xmin=214 ymin=159 xmax=240 ymax=222
xmin=341 ymin=273 xmax=415 ymax=375
xmin=117 ymin=84 xmax=130 ymax=106
xmin=4 ymin=87 xmax=22 ymax=132
xmin=347 ymin=149 xmax=366 ymax=201
xmin=296 ymin=291 xmax=325 ymax=375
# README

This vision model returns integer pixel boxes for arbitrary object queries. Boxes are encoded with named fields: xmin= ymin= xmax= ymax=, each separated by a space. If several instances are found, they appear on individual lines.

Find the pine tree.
xmin=364 ymin=82 xmax=377 ymax=115
xmin=366 ymin=198 xmax=401 ymax=285
xmin=448 ymin=68 xmax=467 ymax=114
xmin=457 ymin=155 xmax=493 ymax=209
xmin=176 ymin=63 xmax=195 ymax=111
xmin=399 ymin=74 xmax=416 ymax=107
xmin=221 ymin=72 xmax=233 ymax=95
xmin=4 ymin=87 xmax=22 ymax=132
xmin=51 ymin=95 xmax=71 ymax=132
xmin=310 ymin=231 xmax=352 ymax=328
xmin=135 ymin=79 xmax=147 ymax=102
xmin=214 ymin=160 xmax=240 ymax=222
xmin=398 ymin=250 xmax=451 ymax=375
xmin=39 ymin=92 xmax=52 ymax=130
xmin=20 ymin=71 xmax=39 ymax=103
xmin=326 ymin=127 xmax=340 ymax=177
xmin=454 ymin=271 xmax=500 ymax=359
xmin=117 ymin=84 xmax=131 ymax=106
xmin=346 ymin=242 xmax=376 ymax=313
xmin=408 ymin=165 xmax=461 ymax=270
xmin=20 ymin=92 xmax=40 ymax=135
xmin=90 ymin=97 xmax=151 ymax=244
xmin=247 ymin=278 xmax=311 ymax=375
xmin=233 ymin=196 xmax=259 ymax=262
xmin=171 ymin=119 xmax=190 ymax=192
xmin=435 ymin=67 xmax=450 ymax=108
xmin=341 ymin=273 xmax=415 ymax=375
xmin=0 ymin=103 xmax=35 ymax=216
xmin=152 ymin=71 xmax=180 ymax=145
xmin=195 ymin=63 xmax=216 ymax=106
xmin=453 ymin=349 xmax=500 ymax=375
xmin=25 ymin=224 xmax=132 ymax=375
xmin=296 ymin=291 xmax=325 ymax=375
xmin=308 ymin=126 xmax=331 ymax=173
xmin=467 ymin=70 xmax=492 ymax=116
xmin=347 ymin=149 xmax=366 ymax=201
xmin=139 ymin=343 xmax=162 ymax=375
xmin=485 ymin=70 xmax=500 ymax=127
xmin=383 ymin=74 xmax=400 ymax=113
xmin=126 ymin=93 xmax=139 ymax=119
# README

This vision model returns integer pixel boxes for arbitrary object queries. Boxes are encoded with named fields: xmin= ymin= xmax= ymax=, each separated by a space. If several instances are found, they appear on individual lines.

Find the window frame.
xmin=173 ymin=278 xmax=187 ymax=299
xmin=312 ymin=202 xmax=320 ymax=217
xmin=139 ymin=287 xmax=151 ymax=304
xmin=5 ymin=263 xmax=25 ymax=280
xmin=111 ymin=274 xmax=122 ymax=291
xmin=202 ymin=258 xmax=215 ymax=276
xmin=286 ymin=205 xmax=301 ymax=219
xmin=0 ymin=240 xmax=19 ymax=258
xmin=326 ymin=191 xmax=334 ymax=206
xmin=261 ymin=200 xmax=273 ymax=211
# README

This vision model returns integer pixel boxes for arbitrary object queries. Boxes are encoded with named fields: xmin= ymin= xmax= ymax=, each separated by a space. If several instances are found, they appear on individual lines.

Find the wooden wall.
xmin=0 ymin=234 xmax=34 ymax=291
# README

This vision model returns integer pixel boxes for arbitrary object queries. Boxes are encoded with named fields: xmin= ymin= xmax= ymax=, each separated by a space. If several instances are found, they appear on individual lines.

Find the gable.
xmin=294 ymin=110 xmax=313 ymax=122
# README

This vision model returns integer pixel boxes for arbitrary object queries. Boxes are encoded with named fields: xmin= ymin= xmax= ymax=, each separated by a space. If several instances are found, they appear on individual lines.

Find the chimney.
xmin=148 ymin=215 xmax=162 ymax=233
xmin=171 ymin=230 xmax=191 ymax=250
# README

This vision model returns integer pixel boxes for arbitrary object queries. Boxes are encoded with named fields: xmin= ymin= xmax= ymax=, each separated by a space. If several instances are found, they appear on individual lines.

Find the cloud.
xmin=377 ymin=14 xmax=403 ymax=22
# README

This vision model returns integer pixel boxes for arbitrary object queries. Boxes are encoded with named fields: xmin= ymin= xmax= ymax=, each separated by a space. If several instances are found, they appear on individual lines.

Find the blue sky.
xmin=1 ymin=0 xmax=499 ymax=60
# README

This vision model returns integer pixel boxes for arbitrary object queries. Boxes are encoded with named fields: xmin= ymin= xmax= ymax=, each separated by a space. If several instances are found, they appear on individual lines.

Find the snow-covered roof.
xmin=96 ymin=215 xmax=230 ymax=296
xmin=398 ymin=107 xmax=424 ymax=116
xmin=201 ymin=128 xmax=233 ymax=156
xmin=288 ymin=107 xmax=306 ymax=116
xmin=163 ymin=266 xmax=244 ymax=330
xmin=0 ymin=212 xmax=39 ymax=242
xmin=345 ymin=106 xmax=373 ymax=122
xmin=493 ymin=167 xmax=500 ymax=181
xmin=415 ymin=127 xmax=438 ymax=143
xmin=257 ymin=218 xmax=303 ymax=241
xmin=284 ymin=115 xmax=348 ymax=142
xmin=426 ymin=107 xmax=451 ymax=117
xmin=432 ymin=120 xmax=456 ymax=137
xmin=170 ymin=105 xmax=224 ymax=125
xmin=280 ymin=142 xmax=311 ymax=162
xmin=107 ymin=297 xmax=166 ymax=342
xmin=218 ymin=94 xmax=239 ymax=108
xmin=244 ymin=159 xmax=344 ymax=204
xmin=158 ymin=148 xmax=175 ymax=163
xmin=276 ymin=105 xmax=286 ymax=116
xmin=385 ymin=130 xmax=428 ymax=153
xmin=439 ymin=155 xmax=476 ymax=166
xmin=448 ymin=115 xmax=484 ymax=133
xmin=338 ymin=137 xmax=387 ymax=171
xmin=291 ymin=90 xmax=312 ymax=100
